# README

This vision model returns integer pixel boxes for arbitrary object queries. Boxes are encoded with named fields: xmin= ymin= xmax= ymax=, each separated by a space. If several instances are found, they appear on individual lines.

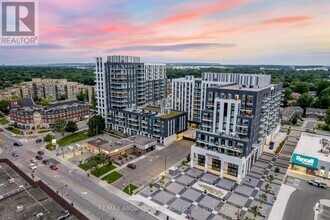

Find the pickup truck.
xmin=308 ymin=180 xmax=327 ymax=188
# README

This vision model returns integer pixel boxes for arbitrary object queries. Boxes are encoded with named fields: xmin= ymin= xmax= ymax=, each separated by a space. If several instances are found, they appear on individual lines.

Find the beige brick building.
xmin=0 ymin=79 xmax=94 ymax=104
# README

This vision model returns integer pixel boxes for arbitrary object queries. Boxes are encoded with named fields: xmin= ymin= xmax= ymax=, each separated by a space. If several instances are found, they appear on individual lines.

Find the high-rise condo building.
xmin=171 ymin=73 xmax=272 ymax=124
xmin=95 ymin=56 xmax=187 ymax=146
xmin=188 ymin=73 xmax=282 ymax=182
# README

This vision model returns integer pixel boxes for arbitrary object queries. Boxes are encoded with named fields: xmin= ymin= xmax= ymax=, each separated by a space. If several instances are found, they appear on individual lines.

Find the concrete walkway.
xmin=269 ymin=184 xmax=296 ymax=220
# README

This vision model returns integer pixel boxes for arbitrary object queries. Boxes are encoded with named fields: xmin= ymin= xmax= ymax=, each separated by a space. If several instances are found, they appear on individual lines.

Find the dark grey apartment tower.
xmin=189 ymin=73 xmax=282 ymax=182
xmin=95 ymin=56 xmax=187 ymax=146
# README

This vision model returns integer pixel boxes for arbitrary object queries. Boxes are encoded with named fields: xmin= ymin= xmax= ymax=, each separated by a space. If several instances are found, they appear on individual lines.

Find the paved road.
xmin=283 ymin=178 xmax=330 ymax=220
xmin=0 ymin=132 xmax=155 ymax=220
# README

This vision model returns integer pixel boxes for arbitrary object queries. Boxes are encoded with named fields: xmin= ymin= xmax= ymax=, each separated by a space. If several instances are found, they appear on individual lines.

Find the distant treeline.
xmin=0 ymin=66 xmax=95 ymax=89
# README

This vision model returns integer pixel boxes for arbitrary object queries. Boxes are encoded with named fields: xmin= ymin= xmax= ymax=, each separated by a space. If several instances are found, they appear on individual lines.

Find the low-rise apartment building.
xmin=10 ymin=99 xmax=89 ymax=129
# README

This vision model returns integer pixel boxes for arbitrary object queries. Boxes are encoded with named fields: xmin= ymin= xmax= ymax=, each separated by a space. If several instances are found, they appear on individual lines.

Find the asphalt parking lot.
xmin=114 ymin=139 xmax=194 ymax=189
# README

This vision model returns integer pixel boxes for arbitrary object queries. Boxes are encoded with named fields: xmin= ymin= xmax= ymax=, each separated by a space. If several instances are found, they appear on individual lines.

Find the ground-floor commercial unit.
xmin=290 ymin=133 xmax=330 ymax=179
xmin=190 ymin=141 xmax=263 ymax=183
xmin=85 ymin=135 xmax=158 ymax=161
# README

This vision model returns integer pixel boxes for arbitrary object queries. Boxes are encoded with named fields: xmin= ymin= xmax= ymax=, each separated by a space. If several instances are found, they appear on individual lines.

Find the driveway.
xmin=114 ymin=139 xmax=194 ymax=189
xmin=283 ymin=177 xmax=330 ymax=220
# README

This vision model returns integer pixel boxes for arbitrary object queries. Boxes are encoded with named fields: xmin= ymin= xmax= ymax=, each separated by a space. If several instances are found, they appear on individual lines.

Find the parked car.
xmin=12 ymin=152 xmax=19 ymax=157
xmin=30 ymin=158 xmax=37 ymax=163
xmin=308 ymin=180 xmax=327 ymax=188
xmin=13 ymin=142 xmax=22 ymax=146
xmin=57 ymin=210 xmax=70 ymax=220
xmin=306 ymin=128 xmax=316 ymax=133
xmin=127 ymin=163 xmax=136 ymax=169
xmin=42 ymin=159 xmax=49 ymax=165
xmin=36 ymin=155 xmax=43 ymax=160
xmin=50 ymin=165 xmax=58 ymax=170
xmin=36 ymin=139 xmax=42 ymax=143
xmin=29 ymin=164 xmax=37 ymax=170
xmin=37 ymin=151 xmax=44 ymax=155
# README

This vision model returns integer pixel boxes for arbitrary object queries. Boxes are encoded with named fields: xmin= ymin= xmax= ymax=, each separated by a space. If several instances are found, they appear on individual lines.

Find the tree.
xmin=91 ymin=91 xmax=97 ymax=109
xmin=291 ymin=81 xmax=310 ymax=94
xmin=65 ymin=121 xmax=78 ymax=133
xmin=297 ymin=93 xmax=314 ymax=115
xmin=284 ymin=87 xmax=292 ymax=100
xmin=316 ymin=81 xmax=330 ymax=96
xmin=275 ymin=167 xmax=280 ymax=175
xmin=44 ymin=134 xmax=55 ymax=143
xmin=58 ymin=94 xmax=67 ymax=100
xmin=0 ymin=100 xmax=10 ymax=114
xmin=84 ymin=89 xmax=89 ymax=102
xmin=250 ymin=205 xmax=261 ymax=219
xmin=259 ymin=193 xmax=268 ymax=206
xmin=264 ymin=183 xmax=271 ymax=195
xmin=314 ymin=87 xmax=330 ymax=109
xmin=41 ymin=98 xmax=52 ymax=106
xmin=292 ymin=116 xmax=298 ymax=125
xmin=267 ymin=174 xmax=274 ymax=184
xmin=87 ymin=115 xmax=105 ymax=136
xmin=51 ymin=119 xmax=67 ymax=136
xmin=76 ymin=90 xmax=85 ymax=102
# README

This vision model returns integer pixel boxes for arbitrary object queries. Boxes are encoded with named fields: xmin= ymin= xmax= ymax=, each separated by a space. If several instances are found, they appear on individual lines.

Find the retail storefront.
xmin=291 ymin=153 xmax=319 ymax=175
xmin=290 ymin=133 xmax=330 ymax=179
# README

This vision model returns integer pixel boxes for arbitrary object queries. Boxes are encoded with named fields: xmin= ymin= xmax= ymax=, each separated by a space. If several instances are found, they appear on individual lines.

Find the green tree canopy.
xmin=314 ymin=87 xmax=330 ymax=109
xmin=87 ymin=115 xmax=105 ymax=136
xmin=65 ymin=121 xmax=78 ymax=133
xmin=0 ymin=100 xmax=10 ymax=114
xmin=297 ymin=93 xmax=314 ymax=114
xmin=76 ymin=90 xmax=85 ymax=102
xmin=51 ymin=119 xmax=67 ymax=136
xmin=44 ymin=134 xmax=55 ymax=143
xmin=41 ymin=99 xmax=52 ymax=106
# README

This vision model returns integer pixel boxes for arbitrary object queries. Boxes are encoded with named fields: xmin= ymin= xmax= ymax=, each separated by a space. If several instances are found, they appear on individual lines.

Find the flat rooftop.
xmin=87 ymin=134 xmax=157 ymax=152
xmin=143 ymin=106 xmax=183 ymax=119
xmin=0 ymin=163 xmax=77 ymax=220
xmin=295 ymin=133 xmax=330 ymax=162
xmin=214 ymin=83 xmax=277 ymax=91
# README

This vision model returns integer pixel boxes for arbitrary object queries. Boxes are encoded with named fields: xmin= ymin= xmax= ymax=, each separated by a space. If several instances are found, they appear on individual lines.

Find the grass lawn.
xmin=78 ymin=163 xmax=90 ymax=171
xmin=45 ymin=143 xmax=55 ymax=151
xmin=0 ymin=117 xmax=9 ymax=125
xmin=57 ymin=131 xmax=89 ymax=147
xmin=123 ymin=184 xmax=138 ymax=195
xmin=101 ymin=171 xmax=123 ymax=184
xmin=92 ymin=164 xmax=116 ymax=177
xmin=5 ymin=126 xmax=23 ymax=135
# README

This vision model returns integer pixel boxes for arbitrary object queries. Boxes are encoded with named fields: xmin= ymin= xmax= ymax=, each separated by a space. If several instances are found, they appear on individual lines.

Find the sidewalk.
xmin=268 ymin=184 xmax=296 ymax=220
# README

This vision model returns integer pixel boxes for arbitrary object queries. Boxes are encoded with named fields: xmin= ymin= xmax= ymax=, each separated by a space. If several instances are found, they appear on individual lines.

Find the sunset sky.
xmin=1 ymin=0 xmax=330 ymax=65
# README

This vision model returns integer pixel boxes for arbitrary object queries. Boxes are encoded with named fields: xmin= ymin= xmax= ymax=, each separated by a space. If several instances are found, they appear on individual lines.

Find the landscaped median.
xmin=0 ymin=117 xmax=9 ymax=125
xmin=92 ymin=164 xmax=116 ymax=177
xmin=57 ymin=131 xmax=89 ymax=147
xmin=123 ymin=184 xmax=138 ymax=195
xmin=5 ymin=126 xmax=23 ymax=135
xmin=101 ymin=171 xmax=123 ymax=184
